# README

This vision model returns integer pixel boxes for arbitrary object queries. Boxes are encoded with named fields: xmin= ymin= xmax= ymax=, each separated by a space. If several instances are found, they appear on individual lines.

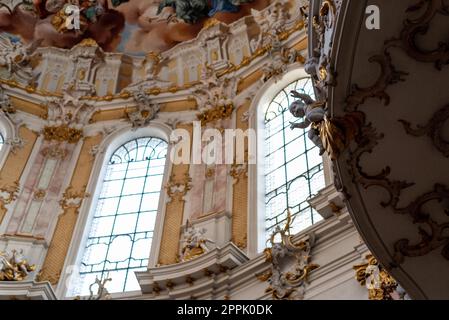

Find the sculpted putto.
xmin=179 ymin=221 xmax=214 ymax=262
xmin=0 ymin=249 xmax=36 ymax=281
xmin=289 ymin=90 xmax=326 ymax=155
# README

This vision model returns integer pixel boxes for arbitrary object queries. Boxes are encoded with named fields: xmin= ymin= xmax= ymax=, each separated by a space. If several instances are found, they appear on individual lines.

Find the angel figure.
xmin=288 ymin=91 xmax=326 ymax=155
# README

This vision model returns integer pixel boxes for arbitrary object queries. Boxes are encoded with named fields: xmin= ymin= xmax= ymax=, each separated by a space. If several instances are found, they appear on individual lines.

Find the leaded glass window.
xmin=73 ymin=137 xmax=168 ymax=296
xmin=263 ymin=78 xmax=325 ymax=238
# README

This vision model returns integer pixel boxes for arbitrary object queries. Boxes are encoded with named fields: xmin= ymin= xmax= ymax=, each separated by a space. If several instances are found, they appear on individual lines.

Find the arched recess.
xmin=58 ymin=123 xmax=173 ymax=298
xmin=247 ymin=66 xmax=333 ymax=257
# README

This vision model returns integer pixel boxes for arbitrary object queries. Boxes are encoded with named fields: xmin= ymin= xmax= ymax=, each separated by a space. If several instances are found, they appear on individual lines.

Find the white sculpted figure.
xmin=0 ymin=249 xmax=36 ymax=281
xmin=289 ymin=91 xmax=326 ymax=155
xmin=0 ymin=36 xmax=41 ymax=82
xmin=179 ymin=221 xmax=214 ymax=262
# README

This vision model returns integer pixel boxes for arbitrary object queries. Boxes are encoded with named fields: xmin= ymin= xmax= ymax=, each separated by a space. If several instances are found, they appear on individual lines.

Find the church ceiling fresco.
xmin=0 ymin=0 xmax=271 ymax=54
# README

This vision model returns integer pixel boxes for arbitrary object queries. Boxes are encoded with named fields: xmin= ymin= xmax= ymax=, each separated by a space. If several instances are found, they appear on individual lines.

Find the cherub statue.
xmin=10 ymin=249 xmax=35 ymax=280
xmin=0 ymin=249 xmax=36 ymax=281
xmin=288 ymin=90 xmax=326 ymax=155
xmin=179 ymin=220 xmax=214 ymax=262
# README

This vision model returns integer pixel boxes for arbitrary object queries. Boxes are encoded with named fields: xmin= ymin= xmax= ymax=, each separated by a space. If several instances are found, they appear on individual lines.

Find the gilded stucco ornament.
xmin=125 ymin=88 xmax=160 ymax=129
xmin=0 ymin=249 xmax=36 ymax=281
xmin=262 ymin=38 xmax=302 ymax=83
xmin=257 ymin=210 xmax=319 ymax=300
xmin=59 ymin=187 xmax=90 ymax=214
xmin=353 ymin=254 xmax=398 ymax=300
xmin=42 ymin=87 xmax=98 ymax=143
xmin=0 ymin=181 xmax=20 ymax=211
xmin=250 ymin=0 xmax=304 ymax=83
xmin=0 ymin=35 xmax=40 ymax=86
xmin=178 ymin=220 xmax=214 ymax=262
xmin=193 ymin=66 xmax=236 ymax=125
xmin=307 ymin=0 xmax=340 ymax=97
xmin=43 ymin=124 xmax=83 ymax=143
xmin=166 ymin=173 xmax=192 ymax=203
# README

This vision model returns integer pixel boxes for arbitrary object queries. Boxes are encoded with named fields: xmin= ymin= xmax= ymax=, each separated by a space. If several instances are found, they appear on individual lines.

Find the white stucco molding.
xmin=0 ymin=280 xmax=57 ymax=300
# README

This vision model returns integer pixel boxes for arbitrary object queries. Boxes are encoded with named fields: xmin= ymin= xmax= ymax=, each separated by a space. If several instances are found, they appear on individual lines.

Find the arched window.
xmin=263 ymin=78 xmax=325 ymax=239
xmin=0 ymin=133 xmax=4 ymax=151
xmin=72 ymin=137 xmax=168 ymax=296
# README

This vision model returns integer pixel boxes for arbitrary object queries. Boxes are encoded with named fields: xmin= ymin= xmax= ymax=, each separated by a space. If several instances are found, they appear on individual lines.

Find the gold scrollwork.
xmin=59 ymin=187 xmax=89 ymax=214
xmin=353 ymin=254 xmax=398 ymax=300
xmin=197 ymin=103 xmax=234 ymax=126
xmin=258 ymin=210 xmax=319 ymax=300
xmin=0 ymin=181 xmax=20 ymax=211
xmin=165 ymin=173 xmax=192 ymax=203
xmin=0 ymin=249 xmax=36 ymax=282
xmin=43 ymin=125 xmax=83 ymax=144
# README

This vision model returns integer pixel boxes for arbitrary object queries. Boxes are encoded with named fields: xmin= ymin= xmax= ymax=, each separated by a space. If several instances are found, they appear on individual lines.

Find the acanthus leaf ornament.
xmin=59 ymin=187 xmax=89 ymax=214
xmin=393 ymin=184 xmax=449 ymax=263
xmin=166 ymin=173 xmax=192 ymax=203
xmin=398 ymin=104 xmax=449 ymax=158
xmin=193 ymin=66 xmax=236 ymax=126
xmin=387 ymin=0 xmax=449 ymax=70
xmin=125 ymin=88 xmax=160 ymax=129
xmin=0 ymin=181 xmax=20 ymax=211
xmin=345 ymin=52 xmax=408 ymax=111
xmin=258 ymin=210 xmax=319 ymax=300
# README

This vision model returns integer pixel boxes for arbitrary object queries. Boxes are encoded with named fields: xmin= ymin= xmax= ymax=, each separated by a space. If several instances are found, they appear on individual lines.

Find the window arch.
xmin=262 ymin=78 xmax=325 ymax=239
xmin=71 ymin=137 xmax=168 ymax=296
